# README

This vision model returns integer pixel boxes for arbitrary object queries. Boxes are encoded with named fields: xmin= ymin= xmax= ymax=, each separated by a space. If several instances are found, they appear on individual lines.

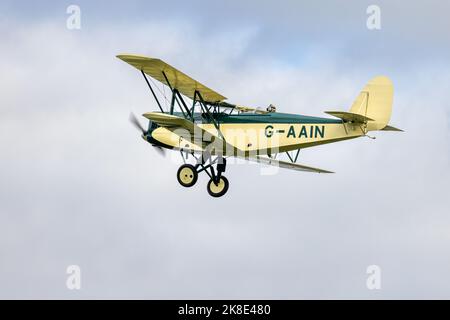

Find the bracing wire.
xmin=148 ymin=77 xmax=170 ymax=109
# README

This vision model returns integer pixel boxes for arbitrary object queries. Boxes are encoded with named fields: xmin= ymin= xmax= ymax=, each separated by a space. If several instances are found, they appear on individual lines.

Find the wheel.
xmin=207 ymin=176 xmax=229 ymax=198
xmin=177 ymin=164 xmax=198 ymax=188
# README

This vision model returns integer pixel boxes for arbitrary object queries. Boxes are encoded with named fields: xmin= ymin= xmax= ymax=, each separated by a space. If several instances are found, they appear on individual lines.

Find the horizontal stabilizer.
xmin=325 ymin=111 xmax=374 ymax=123
xmin=246 ymin=156 xmax=334 ymax=174
xmin=382 ymin=125 xmax=404 ymax=132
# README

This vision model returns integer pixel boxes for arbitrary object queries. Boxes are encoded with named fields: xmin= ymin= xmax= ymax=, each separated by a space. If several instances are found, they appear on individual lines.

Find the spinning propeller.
xmin=129 ymin=112 xmax=166 ymax=157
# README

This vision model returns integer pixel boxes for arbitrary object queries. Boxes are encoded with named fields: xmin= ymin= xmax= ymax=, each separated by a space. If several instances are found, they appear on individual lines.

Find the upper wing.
xmin=246 ymin=156 xmax=334 ymax=174
xmin=117 ymin=54 xmax=226 ymax=103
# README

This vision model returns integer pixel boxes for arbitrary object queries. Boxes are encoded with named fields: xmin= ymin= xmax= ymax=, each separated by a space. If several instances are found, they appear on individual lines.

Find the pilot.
xmin=266 ymin=104 xmax=277 ymax=113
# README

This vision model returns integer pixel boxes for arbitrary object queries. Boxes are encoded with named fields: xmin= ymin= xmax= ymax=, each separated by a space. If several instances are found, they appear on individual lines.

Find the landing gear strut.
xmin=176 ymin=152 xmax=229 ymax=198
xmin=205 ymin=157 xmax=228 ymax=198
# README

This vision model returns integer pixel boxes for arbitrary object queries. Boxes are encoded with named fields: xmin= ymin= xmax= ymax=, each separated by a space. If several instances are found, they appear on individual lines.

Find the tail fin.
xmin=350 ymin=76 xmax=394 ymax=131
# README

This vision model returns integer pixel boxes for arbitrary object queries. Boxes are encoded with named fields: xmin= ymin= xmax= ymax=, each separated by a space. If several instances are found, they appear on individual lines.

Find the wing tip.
xmin=116 ymin=54 xmax=158 ymax=62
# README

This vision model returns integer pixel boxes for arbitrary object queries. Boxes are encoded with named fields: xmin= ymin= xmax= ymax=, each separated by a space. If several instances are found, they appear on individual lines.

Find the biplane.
xmin=117 ymin=54 xmax=402 ymax=197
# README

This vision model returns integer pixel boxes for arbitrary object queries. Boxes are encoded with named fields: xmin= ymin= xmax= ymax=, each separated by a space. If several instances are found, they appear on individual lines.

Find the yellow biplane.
xmin=118 ymin=54 xmax=402 ymax=197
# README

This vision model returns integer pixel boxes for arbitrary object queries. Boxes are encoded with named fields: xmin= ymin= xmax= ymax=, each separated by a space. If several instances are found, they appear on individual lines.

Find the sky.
xmin=1 ymin=0 xmax=450 ymax=299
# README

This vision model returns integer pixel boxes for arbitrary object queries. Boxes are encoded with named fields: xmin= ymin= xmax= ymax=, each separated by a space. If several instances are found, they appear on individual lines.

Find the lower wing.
xmin=245 ymin=156 xmax=334 ymax=174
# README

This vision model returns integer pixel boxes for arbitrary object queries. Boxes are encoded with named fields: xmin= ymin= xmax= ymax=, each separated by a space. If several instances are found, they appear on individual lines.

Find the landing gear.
xmin=207 ymin=176 xmax=229 ymax=198
xmin=176 ymin=153 xmax=230 ymax=197
xmin=177 ymin=164 xmax=198 ymax=188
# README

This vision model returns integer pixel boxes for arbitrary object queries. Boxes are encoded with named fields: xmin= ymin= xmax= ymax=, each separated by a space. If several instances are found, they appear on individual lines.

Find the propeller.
xmin=129 ymin=112 xmax=166 ymax=157
xmin=152 ymin=144 xmax=166 ymax=157
xmin=129 ymin=112 xmax=146 ymax=134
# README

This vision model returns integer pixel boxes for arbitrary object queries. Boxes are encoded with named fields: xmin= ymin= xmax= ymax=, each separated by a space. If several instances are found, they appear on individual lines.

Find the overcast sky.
xmin=1 ymin=0 xmax=450 ymax=299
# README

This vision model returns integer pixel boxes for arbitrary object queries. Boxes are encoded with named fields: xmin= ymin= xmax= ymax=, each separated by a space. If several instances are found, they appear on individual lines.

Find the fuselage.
xmin=145 ymin=112 xmax=366 ymax=156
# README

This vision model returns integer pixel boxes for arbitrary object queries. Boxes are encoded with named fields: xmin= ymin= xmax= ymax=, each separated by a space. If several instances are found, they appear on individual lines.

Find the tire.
xmin=207 ymin=176 xmax=229 ymax=198
xmin=177 ymin=164 xmax=198 ymax=188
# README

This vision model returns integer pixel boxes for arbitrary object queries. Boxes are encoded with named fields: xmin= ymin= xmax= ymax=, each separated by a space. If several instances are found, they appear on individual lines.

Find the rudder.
xmin=350 ymin=76 xmax=394 ymax=131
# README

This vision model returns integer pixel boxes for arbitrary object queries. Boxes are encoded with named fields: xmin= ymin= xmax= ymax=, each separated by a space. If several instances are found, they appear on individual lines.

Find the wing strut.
xmin=161 ymin=70 xmax=193 ymax=119
xmin=286 ymin=149 xmax=301 ymax=163
xmin=195 ymin=91 xmax=226 ymax=141
xmin=141 ymin=70 xmax=165 ymax=113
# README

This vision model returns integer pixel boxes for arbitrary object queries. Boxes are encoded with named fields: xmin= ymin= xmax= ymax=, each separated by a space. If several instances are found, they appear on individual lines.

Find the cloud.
xmin=1 ymin=2 xmax=450 ymax=299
